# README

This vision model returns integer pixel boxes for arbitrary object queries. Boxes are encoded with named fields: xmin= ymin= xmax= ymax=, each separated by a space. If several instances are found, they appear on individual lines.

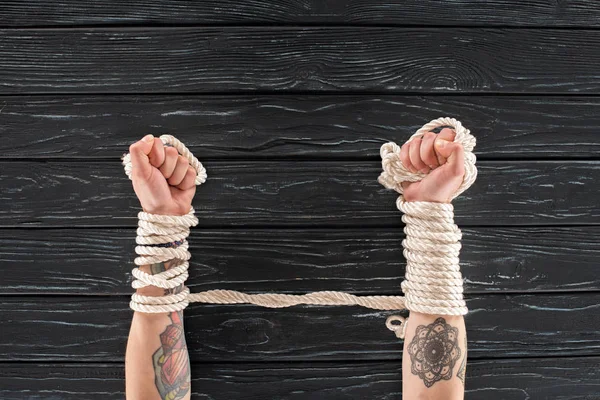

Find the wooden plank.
xmin=1 ymin=227 xmax=599 ymax=295
xmin=1 ymin=357 xmax=599 ymax=399
xmin=1 ymin=294 xmax=598 ymax=362
xmin=2 ymin=1 xmax=600 ymax=27
xmin=0 ymin=160 xmax=597 ymax=227
xmin=4 ymin=28 xmax=600 ymax=94
xmin=2 ymin=95 xmax=600 ymax=160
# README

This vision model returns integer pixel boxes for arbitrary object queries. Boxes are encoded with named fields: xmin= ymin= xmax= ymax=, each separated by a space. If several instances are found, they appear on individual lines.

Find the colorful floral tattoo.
xmin=407 ymin=317 xmax=461 ymax=388
xmin=150 ymin=261 xmax=191 ymax=400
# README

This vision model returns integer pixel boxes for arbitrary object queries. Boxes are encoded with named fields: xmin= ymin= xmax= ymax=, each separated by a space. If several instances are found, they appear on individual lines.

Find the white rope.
xmin=121 ymin=118 xmax=478 ymax=339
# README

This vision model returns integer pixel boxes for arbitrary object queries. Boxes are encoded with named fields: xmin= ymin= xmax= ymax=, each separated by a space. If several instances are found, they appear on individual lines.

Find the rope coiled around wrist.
xmin=128 ymin=208 xmax=199 ymax=313
xmin=398 ymin=199 xmax=467 ymax=316
xmin=121 ymin=117 xmax=477 ymax=339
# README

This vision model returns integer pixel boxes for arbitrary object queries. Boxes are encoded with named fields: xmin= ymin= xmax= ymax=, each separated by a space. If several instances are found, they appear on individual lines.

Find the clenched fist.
xmin=128 ymin=134 xmax=197 ymax=216
xmin=399 ymin=128 xmax=465 ymax=204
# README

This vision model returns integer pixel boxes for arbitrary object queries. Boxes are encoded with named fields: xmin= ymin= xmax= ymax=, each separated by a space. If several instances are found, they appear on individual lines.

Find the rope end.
xmin=386 ymin=314 xmax=409 ymax=340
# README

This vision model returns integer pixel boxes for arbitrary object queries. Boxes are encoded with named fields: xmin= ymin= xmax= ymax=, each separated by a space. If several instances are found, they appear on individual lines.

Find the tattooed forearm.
xmin=153 ymin=311 xmax=190 ymax=400
xmin=407 ymin=317 xmax=461 ymax=388
xmin=149 ymin=261 xmax=191 ymax=400
xmin=457 ymin=335 xmax=467 ymax=386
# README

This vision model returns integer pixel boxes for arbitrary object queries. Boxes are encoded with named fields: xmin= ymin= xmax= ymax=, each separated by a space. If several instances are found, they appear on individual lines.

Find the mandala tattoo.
xmin=457 ymin=335 xmax=467 ymax=386
xmin=150 ymin=261 xmax=191 ymax=400
xmin=407 ymin=317 xmax=461 ymax=388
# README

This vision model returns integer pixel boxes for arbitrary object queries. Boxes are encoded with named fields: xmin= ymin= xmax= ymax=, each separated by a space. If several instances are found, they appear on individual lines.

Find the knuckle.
xmin=411 ymin=149 xmax=424 ymax=164
xmin=424 ymin=131 xmax=436 ymax=140
xmin=158 ymin=162 xmax=170 ymax=176
xmin=425 ymin=156 xmax=437 ymax=167
xmin=399 ymin=149 xmax=409 ymax=164
xmin=400 ymin=145 xmax=410 ymax=159
xmin=408 ymin=140 xmax=417 ymax=154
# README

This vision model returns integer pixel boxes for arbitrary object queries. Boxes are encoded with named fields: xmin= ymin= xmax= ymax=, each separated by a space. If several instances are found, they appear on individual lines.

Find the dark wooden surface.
xmin=1 ymin=161 xmax=598 ymax=227
xmin=3 ymin=1 xmax=600 ymax=27
xmin=5 ymin=1 xmax=600 ymax=28
xmin=1 ymin=2 xmax=599 ymax=399
xmin=2 ymin=358 xmax=600 ymax=400
xmin=1 ymin=96 xmax=600 ymax=160
xmin=4 ymin=28 xmax=600 ymax=94
xmin=2 ymin=294 xmax=599 ymax=361
xmin=2 ymin=227 xmax=599 ymax=295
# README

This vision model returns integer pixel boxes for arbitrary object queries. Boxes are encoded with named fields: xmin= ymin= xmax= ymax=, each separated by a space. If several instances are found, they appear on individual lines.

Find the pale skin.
xmin=125 ymin=129 xmax=467 ymax=399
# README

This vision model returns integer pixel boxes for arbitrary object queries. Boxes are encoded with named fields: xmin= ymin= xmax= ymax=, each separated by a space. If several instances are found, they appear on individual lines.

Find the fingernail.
xmin=436 ymin=139 xmax=448 ymax=148
xmin=143 ymin=134 xmax=154 ymax=142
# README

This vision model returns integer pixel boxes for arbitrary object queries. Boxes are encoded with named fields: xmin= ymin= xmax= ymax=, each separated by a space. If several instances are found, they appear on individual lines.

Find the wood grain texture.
xmin=2 ymin=1 xmax=600 ymax=27
xmin=1 ymin=357 xmax=599 ymax=399
xmin=1 ymin=227 xmax=599 ymax=295
xmin=0 ymin=160 xmax=596 ymax=227
xmin=2 ymin=0 xmax=598 ymax=394
xmin=2 ymin=95 xmax=600 ymax=160
xmin=1 ymin=294 xmax=598 ymax=362
xmin=4 ymin=28 xmax=600 ymax=94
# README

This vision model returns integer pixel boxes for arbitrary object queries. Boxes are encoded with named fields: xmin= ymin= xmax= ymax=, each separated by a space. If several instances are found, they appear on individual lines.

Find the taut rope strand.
xmin=121 ymin=117 xmax=477 ymax=339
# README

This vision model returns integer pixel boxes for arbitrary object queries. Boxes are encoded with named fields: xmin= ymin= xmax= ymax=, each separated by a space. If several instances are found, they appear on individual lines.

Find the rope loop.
xmin=386 ymin=315 xmax=409 ymax=339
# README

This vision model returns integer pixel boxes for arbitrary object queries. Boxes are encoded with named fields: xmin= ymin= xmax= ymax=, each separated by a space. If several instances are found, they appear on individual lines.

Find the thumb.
xmin=129 ymin=134 xmax=155 ymax=181
xmin=434 ymin=139 xmax=465 ymax=176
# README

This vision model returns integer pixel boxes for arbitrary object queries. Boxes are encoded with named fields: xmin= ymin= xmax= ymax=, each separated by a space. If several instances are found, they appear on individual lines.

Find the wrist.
xmin=404 ymin=193 xmax=451 ymax=204
xmin=399 ymin=200 xmax=467 ymax=316
xmin=142 ymin=205 xmax=189 ymax=216
xmin=408 ymin=199 xmax=450 ymax=204
xmin=130 ymin=197 xmax=199 ymax=314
